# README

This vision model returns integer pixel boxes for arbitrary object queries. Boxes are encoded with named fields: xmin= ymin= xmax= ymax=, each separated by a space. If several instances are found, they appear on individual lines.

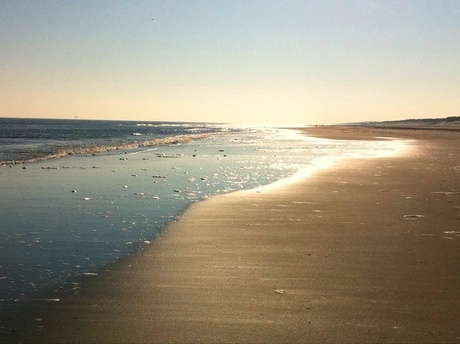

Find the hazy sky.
xmin=1 ymin=0 xmax=459 ymax=125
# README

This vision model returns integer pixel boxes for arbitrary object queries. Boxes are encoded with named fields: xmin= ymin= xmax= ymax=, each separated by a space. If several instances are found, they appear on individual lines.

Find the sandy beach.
xmin=2 ymin=126 xmax=459 ymax=343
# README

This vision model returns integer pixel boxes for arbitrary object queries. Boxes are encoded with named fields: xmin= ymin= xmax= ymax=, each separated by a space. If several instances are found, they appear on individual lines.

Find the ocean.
xmin=0 ymin=118 xmax=237 ymax=164
xmin=0 ymin=118 xmax=405 ymax=306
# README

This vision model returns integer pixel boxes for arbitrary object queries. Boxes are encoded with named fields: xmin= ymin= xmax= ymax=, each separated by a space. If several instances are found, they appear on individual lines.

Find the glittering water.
xmin=0 ymin=119 xmax=405 ymax=304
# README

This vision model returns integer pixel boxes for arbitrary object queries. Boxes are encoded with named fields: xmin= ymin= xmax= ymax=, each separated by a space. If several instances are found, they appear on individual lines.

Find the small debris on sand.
xmin=403 ymin=214 xmax=425 ymax=219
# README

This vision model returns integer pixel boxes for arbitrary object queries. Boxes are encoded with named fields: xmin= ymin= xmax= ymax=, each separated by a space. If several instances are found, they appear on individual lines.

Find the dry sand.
xmin=2 ymin=126 xmax=459 ymax=343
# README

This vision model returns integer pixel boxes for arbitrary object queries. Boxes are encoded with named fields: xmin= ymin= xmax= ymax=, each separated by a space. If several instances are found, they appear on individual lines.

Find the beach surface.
xmin=2 ymin=126 xmax=460 ymax=343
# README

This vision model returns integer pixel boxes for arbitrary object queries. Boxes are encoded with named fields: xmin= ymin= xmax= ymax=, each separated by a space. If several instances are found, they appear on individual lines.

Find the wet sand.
xmin=2 ymin=126 xmax=460 ymax=343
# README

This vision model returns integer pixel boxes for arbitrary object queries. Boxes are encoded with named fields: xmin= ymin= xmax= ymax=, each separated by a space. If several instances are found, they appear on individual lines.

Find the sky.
xmin=0 ymin=0 xmax=459 ymax=125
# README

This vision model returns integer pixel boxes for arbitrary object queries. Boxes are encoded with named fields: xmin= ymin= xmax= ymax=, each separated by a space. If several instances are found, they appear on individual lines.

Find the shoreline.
xmin=0 ymin=133 xmax=214 ymax=166
xmin=2 ymin=126 xmax=459 ymax=343
xmin=1 ymin=127 xmax=310 ymax=303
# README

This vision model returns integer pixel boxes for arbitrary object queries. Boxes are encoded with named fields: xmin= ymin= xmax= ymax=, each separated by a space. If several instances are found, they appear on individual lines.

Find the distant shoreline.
xmin=341 ymin=115 xmax=460 ymax=130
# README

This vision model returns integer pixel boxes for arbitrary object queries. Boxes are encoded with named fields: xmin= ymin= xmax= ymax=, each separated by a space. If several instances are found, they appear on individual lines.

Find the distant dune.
xmin=353 ymin=116 xmax=460 ymax=130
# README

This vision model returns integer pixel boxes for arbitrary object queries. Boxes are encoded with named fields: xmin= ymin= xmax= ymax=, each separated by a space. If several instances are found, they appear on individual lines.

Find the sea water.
xmin=0 ymin=119 xmax=405 ymax=305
